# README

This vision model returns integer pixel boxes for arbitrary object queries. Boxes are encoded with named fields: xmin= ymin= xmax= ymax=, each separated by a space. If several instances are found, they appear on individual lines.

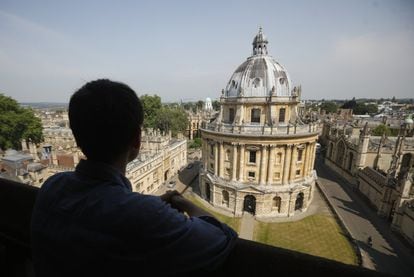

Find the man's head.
xmin=69 ymin=79 xmax=144 ymax=163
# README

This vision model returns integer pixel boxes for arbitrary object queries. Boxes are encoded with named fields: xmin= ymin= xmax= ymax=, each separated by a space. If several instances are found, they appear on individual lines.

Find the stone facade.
xmin=127 ymin=132 xmax=187 ymax=194
xmin=199 ymin=28 xmax=318 ymax=218
xmin=321 ymin=120 xmax=414 ymax=245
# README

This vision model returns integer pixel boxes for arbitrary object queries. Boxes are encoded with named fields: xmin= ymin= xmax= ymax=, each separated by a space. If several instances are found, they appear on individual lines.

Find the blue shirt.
xmin=31 ymin=159 xmax=237 ymax=276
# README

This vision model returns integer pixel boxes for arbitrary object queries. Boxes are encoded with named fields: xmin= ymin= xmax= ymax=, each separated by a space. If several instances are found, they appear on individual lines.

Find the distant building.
xmin=321 ymin=118 xmax=414 ymax=245
xmin=200 ymin=28 xmax=319 ymax=218
xmin=127 ymin=129 xmax=187 ymax=194
xmin=204 ymin=97 xmax=213 ymax=111
xmin=0 ymin=149 xmax=47 ymax=187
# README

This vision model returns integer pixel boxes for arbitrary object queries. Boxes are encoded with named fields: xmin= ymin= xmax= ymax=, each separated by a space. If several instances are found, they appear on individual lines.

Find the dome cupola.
xmin=252 ymin=26 xmax=268 ymax=55
xmin=224 ymin=27 xmax=294 ymax=98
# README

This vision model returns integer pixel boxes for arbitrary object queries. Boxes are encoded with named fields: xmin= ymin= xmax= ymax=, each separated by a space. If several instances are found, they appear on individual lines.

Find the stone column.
xmin=219 ymin=141 xmax=224 ymax=177
xmin=214 ymin=142 xmax=218 ymax=175
xmin=289 ymin=144 xmax=297 ymax=181
xmin=309 ymin=142 xmax=316 ymax=174
xmin=303 ymin=143 xmax=310 ymax=177
xmin=203 ymin=140 xmax=208 ymax=170
xmin=260 ymin=145 xmax=268 ymax=184
xmin=282 ymin=144 xmax=292 ymax=184
xmin=232 ymin=143 xmax=238 ymax=181
xmin=238 ymin=144 xmax=245 ymax=182
xmin=267 ymin=145 xmax=275 ymax=184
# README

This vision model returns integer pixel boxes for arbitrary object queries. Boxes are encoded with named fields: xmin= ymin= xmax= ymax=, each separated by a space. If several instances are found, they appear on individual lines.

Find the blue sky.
xmin=0 ymin=0 xmax=413 ymax=102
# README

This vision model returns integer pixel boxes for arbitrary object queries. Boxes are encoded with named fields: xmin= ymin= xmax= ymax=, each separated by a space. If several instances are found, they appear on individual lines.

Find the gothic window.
xmin=401 ymin=153 xmax=412 ymax=171
xmin=336 ymin=141 xmax=345 ymax=166
xmin=249 ymin=151 xmax=257 ymax=163
xmin=347 ymin=152 xmax=354 ymax=171
xmin=279 ymin=108 xmax=286 ymax=123
xmin=329 ymin=143 xmax=334 ymax=158
xmin=251 ymin=108 xmax=261 ymax=123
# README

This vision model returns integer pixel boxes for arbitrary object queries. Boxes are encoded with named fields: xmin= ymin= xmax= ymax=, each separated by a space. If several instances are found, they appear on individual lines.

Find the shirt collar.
xmin=75 ymin=159 xmax=132 ymax=191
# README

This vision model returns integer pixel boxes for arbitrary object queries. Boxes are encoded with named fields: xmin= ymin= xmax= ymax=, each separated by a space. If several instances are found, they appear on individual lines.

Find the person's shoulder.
xmin=38 ymin=171 xmax=77 ymax=198
xmin=41 ymin=171 xmax=74 ymax=188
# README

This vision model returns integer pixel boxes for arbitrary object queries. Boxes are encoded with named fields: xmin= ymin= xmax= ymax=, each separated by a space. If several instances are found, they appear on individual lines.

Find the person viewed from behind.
xmin=31 ymin=79 xmax=238 ymax=276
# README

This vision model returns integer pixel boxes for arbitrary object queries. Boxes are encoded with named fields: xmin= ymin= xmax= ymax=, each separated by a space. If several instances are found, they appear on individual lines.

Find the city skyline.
xmin=0 ymin=0 xmax=413 ymax=103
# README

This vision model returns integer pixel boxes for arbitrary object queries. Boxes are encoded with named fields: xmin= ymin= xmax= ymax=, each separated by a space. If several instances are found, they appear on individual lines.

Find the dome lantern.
xmin=252 ymin=27 xmax=268 ymax=55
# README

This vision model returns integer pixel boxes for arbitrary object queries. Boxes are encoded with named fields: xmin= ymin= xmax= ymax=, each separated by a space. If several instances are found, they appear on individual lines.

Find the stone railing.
xmin=203 ymin=122 xmax=318 ymax=136
xmin=0 ymin=178 xmax=387 ymax=277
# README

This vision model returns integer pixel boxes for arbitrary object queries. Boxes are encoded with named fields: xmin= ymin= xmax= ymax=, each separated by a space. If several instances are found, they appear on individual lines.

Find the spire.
xmin=252 ymin=26 xmax=268 ymax=55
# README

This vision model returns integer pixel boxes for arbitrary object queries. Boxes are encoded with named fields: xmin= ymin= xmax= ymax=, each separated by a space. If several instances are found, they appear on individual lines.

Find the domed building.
xmin=199 ymin=28 xmax=319 ymax=217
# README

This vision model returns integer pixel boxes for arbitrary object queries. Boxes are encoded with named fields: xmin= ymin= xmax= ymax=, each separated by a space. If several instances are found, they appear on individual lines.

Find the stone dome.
xmin=225 ymin=28 xmax=293 ymax=98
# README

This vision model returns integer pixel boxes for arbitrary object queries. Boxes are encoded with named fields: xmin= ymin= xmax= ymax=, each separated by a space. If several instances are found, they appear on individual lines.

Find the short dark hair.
xmin=69 ymin=79 xmax=143 ymax=162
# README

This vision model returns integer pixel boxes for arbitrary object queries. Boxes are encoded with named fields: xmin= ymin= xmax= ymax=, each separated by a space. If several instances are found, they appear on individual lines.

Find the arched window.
xmin=272 ymin=196 xmax=281 ymax=213
xmin=205 ymin=183 xmax=211 ymax=201
xmin=348 ymin=152 xmax=354 ymax=171
xmin=251 ymin=108 xmax=261 ymax=123
xmin=222 ymin=190 xmax=229 ymax=208
xmin=295 ymin=193 xmax=304 ymax=211
xmin=229 ymin=108 xmax=235 ymax=123
xmin=225 ymin=149 xmax=231 ymax=161
xmin=401 ymin=153 xmax=412 ymax=171
xmin=253 ymin=78 xmax=261 ymax=88
xmin=279 ymin=108 xmax=286 ymax=123
xmin=276 ymin=152 xmax=282 ymax=164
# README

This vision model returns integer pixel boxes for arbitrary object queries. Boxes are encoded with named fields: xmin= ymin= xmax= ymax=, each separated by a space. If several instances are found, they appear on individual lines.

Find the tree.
xmin=0 ymin=94 xmax=43 ymax=150
xmin=353 ymin=103 xmax=378 ymax=115
xmin=212 ymin=100 xmax=220 ymax=111
xmin=156 ymin=106 xmax=188 ymax=137
xmin=319 ymin=101 xmax=338 ymax=114
xmin=365 ymin=104 xmax=378 ymax=114
xmin=140 ymin=94 xmax=162 ymax=129
xmin=189 ymin=137 xmax=202 ymax=148
xmin=371 ymin=124 xmax=391 ymax=136
xmin=196 ymin=100 xmax=204 ymax=111
xmin=341 ymin=98 xmax=357 ymax=109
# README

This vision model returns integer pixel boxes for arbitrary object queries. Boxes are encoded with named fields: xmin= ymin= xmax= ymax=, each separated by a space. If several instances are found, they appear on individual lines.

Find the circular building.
xmin=199 ymin=28 xmax=319 ymax=217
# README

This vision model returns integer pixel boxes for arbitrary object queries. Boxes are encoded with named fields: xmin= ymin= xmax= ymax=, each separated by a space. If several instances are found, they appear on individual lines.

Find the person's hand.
xmin=160 ymin=190 xmax=180 ymax=204
xmin=169 ymin=194 xmax=192 ymax=213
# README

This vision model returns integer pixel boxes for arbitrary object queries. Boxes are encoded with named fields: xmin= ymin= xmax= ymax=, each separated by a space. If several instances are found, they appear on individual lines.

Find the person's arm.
xmin=127 ymin=192 xmax=238 ymax=275
xmin=160 ymin=190 xmax=213 ymax=217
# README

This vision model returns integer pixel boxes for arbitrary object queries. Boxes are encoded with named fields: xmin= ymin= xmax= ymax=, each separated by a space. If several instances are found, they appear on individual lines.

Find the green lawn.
xmin=254 ymin=214 xmax=358 ymax=265
xmin=184 ymin=194 xmax=241 ymax=233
